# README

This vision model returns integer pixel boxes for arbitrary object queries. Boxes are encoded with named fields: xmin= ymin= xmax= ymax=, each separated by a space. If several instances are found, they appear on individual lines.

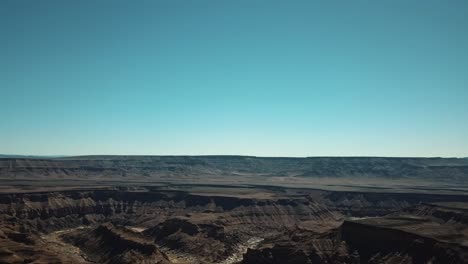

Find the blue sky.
xmin=1 ymin=0 xmax=468 ymax=157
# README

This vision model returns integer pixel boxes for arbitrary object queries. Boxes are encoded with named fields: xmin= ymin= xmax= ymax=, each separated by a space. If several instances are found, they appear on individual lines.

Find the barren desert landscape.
xmin=3 ymin=1 xmax=468 ymax=263
xmin=1 ymin=156 xmax=468 ymax=263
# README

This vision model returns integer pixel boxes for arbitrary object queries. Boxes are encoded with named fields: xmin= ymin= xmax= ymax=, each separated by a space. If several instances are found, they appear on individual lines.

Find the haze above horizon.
xmin=1 ymin=1 xmax=468 ymax=157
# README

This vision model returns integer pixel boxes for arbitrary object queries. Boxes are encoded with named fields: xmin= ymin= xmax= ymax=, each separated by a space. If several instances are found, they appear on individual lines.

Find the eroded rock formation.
xmin=1 ymin=187 xmax=468 ymax=263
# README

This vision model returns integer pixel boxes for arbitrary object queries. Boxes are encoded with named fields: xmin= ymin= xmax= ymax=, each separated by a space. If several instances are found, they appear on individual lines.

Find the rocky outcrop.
xmin=144 ymin=217 xmax=241 ymax=263
xmin=241 ymin=229 xmax=358 ymax=264
xmin=400 ymin=203 xmax=468 ymax=224
xmin=62 ymin=223 xmax=171 ymax=264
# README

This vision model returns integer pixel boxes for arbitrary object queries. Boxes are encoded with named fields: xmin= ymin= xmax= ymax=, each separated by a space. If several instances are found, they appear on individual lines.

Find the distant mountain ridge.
xmin=0 ymin=154 xmax=68 ymax=159
xmin=1 ymin=155 xmax=468 ymax=183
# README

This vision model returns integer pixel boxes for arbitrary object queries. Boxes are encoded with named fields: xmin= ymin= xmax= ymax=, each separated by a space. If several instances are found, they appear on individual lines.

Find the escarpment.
xmin=320 ymin=191 xmax=468 ymax=217
xmin=2 ymin=156 xmax=468 ymax=182
xmin=0 ymin=190 xmax=342 ymax=233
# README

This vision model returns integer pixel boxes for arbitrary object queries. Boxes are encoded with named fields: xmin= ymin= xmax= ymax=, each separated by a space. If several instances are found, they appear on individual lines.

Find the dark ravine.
xmin=341 ymin=220 xmax=468 ymax=264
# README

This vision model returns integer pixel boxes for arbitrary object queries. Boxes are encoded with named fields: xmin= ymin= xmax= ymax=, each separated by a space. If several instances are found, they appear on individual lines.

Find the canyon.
xmin=0 ymin=156 xmax=468 ymax=263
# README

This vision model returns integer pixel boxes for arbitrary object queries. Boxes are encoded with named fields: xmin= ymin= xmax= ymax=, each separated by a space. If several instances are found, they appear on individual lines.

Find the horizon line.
xmin=1 ymin=154 xmax=467 ymax=159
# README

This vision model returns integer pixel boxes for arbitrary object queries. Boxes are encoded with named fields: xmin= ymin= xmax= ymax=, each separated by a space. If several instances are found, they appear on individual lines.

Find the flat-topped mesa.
xmin=1 ymin=156 xmax=468 ymax=182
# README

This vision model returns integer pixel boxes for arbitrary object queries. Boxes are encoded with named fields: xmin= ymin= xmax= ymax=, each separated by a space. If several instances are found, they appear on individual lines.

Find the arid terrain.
xmin=1 ymin=156 xmax=468 ymax=263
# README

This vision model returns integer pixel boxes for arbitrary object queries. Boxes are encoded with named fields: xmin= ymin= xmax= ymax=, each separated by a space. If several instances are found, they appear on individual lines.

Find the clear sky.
xmin=1 ymin=0 xmax=468 ymax=157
